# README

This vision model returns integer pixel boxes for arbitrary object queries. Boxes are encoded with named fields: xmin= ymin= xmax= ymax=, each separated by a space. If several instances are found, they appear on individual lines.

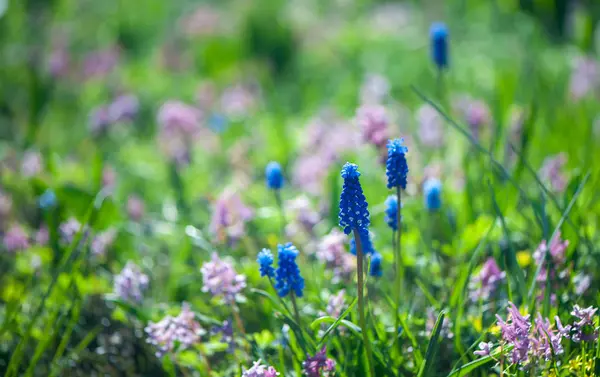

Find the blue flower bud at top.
xmin=430 ymin=22 xmax=448 ymax=69
xmin=386 ymin=139 xmax=408 ymax=190
xmin=275 ymin=243 xmax=304 ymax=297
xmin=265 ymin=161 xmax=284 ymax=190
xmin=423 ymin=178 xmax=442 ymax=211
xmin=339 ymin=163 xmax=370 ymax=235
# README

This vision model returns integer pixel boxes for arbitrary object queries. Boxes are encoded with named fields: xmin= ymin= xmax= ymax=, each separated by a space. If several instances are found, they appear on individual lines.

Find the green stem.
xmin=290 ymin=291 xmax=302 ymax=328
xmin=353 ymin=229 xmax=375 ymax=377
xmin=274 ymin=190 xmax=286 ymax=239
xmin=394 ymin=187 xmax=403 ymax=344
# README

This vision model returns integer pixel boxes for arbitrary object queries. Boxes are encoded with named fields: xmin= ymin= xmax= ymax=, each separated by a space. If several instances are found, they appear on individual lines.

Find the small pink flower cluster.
xmin=200 ymin=253 xmax=246 ymax=303
xmin=145 ymin=302 xmax=204 ymax=357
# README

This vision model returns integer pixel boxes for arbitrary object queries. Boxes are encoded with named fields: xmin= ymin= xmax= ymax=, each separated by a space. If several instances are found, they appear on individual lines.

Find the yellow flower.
xmin=267 ymin=234 xmax=278 ymax=248
xmin=516 ymin=250 xmax=531 ymax=267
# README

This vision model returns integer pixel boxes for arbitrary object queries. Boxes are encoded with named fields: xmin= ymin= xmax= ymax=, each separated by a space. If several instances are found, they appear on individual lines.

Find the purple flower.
xmin=91 ymin=229 xmax=116 ymax=257
xmin=34 ymin=226 xmax=49 ymax=246
xmin=59 ymin=217 xmax=85 ymax=245
xmin=180 ymin=6 xmax=221 ymax=37
xmin=416 ymin=104 xmax=444 ymax=148
xmin=3 ymin=225 xmax=29 ymax=252
xmin=211 ymin=320 xmax=235 ymax=353
xmin=453 ymin=96 xmax=491 ymax=141
xmin=473 ymin=342 xmax=493 ymax=357
xmin=570 ymin=305 xmax=598 ymax=342
xmin=242 ymin=360 xmax=279 ymax=377
xmin=113 ymin=261 xmax=149 ymax=303
xmin=21 ymin=151 xmax=42 ymax=177
xmin=496 ymin=302 xmax=532 ymax=365
xmin=209 ymin=189 xmax=253 ymax=244
xmin=355 ymin=104 xmax=389 ymax=150
xmin=292 ymin=115 xmax=360 ymax=195
xmin=48 ymin=40 xmax=70 ymax=78
xmin=360 ymin=73 xmax=390 ymax=104
xmin=220 ymin=83 xmax=258 ymax=120
xmin=284 ymin=196 xmax=320 ymax=238
xmin=533 ymin=232 xmax=569 ymax=297
xmin=89 ymin=106 xmax=111 ymax=135
xmin=573 ymin=274 xmax=592 ymax=296
xmin=108 ymin=94 xmax=139 ymax=123
xmin=327 ymin=289 xmax=346 ymax=318
xmin=302 ymin=347 xmax=336 ymax=377
xmin=569 ymin=56 xmax=599 ymax=101
xmin=83 ymin=47 xmax=119 ymax=79
xmin=157 ymin=100 xmax=204 ymax=166
xmin=145 ymin=302 xmax=203 ymax=357
xmin=102 ymin=166 xmax=117 ymax=190
xmin=530 ymin=314 xmax=565 ymax=361
xmin=200 ymin=253 xmax=246 ymax=303
xmin=158 ymin=100 xmax=202 ymax=135
xmin=539 ymin=153 xmax=568 ymax=193
xmin=127 ymin=195 xmax=145 ymax=222
xmin=316 ymin=230 xmax=355 ymax=283
xmin=470 ymin=257 xmax=505 ymax=301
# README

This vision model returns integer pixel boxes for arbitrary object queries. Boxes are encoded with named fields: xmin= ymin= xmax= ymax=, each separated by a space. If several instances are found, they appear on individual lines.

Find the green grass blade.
xmin=527 ymin=171 xmax=590 ymax=307
xmin=5 ymin=191 xmax=108 ymax=376
xmin=417 ymin=310 xmax=447 ymax=377
xmin=447 ymin=344 xmax=514 ymax=377
xmin=488 ymin=182 xmax=527 ymax=301
xmin=317 ymin=296 xmax=358 ymax=348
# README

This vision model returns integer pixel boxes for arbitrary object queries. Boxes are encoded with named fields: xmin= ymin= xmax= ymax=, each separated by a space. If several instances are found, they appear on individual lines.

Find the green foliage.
xmin=0 ymin=0 xmax=599 ymax=376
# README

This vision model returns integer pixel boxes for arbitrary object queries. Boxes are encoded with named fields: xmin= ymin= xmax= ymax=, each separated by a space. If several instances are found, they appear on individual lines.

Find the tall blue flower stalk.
xmin=265 ymin=161 xmax=286 ymax=238
xmin=386 ymin=138 xmax=408 ymax=342
xmin=338 ymin=162 xmax=375 ymax=377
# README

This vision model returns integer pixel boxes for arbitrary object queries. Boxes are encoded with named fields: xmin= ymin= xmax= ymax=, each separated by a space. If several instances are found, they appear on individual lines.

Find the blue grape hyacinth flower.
xmin=339 ymin=163 xmax=370 ymax=235
xmin=350 ymin=231 xmax=376 ymax=256
xmin=430 ymin=22 xmax=448 ymax=69
xmin=423 ymin=178 xmax=442 ymax=211
xmin=384 ymin=195 xmax=399 ymax=231
xmin=370 ymin=253 xmax=383 ymax=277
xmin=265 ymin=161 xmax=284 ymax=190
xmin=39 ymin=189 xmax=57 ymax=209
xmin=275 ymin=243 xmax=304 ymax=297
xmin=257 ymin=248 xmax=275 ymax=278
xmin=386 ymin=139 xmax=409 ymax=190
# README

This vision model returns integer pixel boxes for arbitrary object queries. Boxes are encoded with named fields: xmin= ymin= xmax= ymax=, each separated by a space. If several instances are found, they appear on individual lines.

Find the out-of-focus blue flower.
xmin=430 ymin=22 xmax=448 ymax=69
xmin=265 ymin=161 xmax=284 ymax=190
xmin=339 ymin=163 xmax=370 ymax=235
xmin=386 ymin=139 xmax=409 ymax=190
xmin=384 ymin=195 xmax=399 ymax=231
xmin=275 ymin=243 xmax=304 ymax=297
xmin=350 ymin=231 xmax=376 ymax=256
xmin=208 ymin=113 xmax=229 ymax=133
xmin=257 ymin=248 xmax=275 ymax=278
xmin=423 ymin=178 xmax=442 ymax=211
xmin=369 ymin=253 xmax=382 ymax=277
xmin=39 ymin=189 xmax=57 ymax=209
